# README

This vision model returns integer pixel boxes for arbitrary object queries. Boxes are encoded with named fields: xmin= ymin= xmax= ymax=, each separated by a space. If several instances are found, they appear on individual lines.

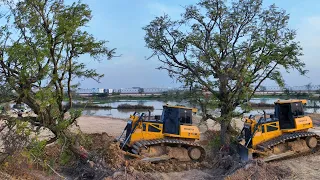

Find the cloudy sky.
xmin=70 ymin=0 xmax=320 ymax=89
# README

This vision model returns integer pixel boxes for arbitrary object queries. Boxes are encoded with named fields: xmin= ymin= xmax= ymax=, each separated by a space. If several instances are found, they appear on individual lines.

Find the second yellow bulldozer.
xmin=117 ymin=104 xmax=206 ymax=162
xmin=238 ymin=99 xmax=320 ymax=162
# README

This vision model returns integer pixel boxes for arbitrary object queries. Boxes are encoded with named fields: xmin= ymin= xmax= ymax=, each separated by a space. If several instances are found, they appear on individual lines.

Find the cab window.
xmin=179 ymin=109 xmax=192 ymax=124
xmin=266 ymin=123 xmax=278 ymax=132
xmin=148 ymin=124 xmax=161 ymax=132
xmin=291 ymin=102 xmax=304 ymax=117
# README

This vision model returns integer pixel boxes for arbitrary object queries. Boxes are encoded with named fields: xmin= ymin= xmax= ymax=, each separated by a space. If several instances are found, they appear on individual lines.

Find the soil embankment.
xmin=3 ymin=113 xmax=320 ymax=179
xmin=72 ymin=114 xmax=320 ymax=180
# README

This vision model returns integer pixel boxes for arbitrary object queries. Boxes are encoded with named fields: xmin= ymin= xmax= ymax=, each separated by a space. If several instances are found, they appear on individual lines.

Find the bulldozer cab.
xmin=118 ymin=105 xmax=199 ymax=149
xmin=275 ymin=100 xmax=306 ymax=129
xmin=161 ymin=105 xmax=194 ymax=135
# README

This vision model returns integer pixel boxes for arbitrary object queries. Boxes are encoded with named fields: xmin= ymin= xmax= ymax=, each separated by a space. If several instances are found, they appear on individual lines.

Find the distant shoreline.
xmin=71 ymin=103 xmax=155 ymax=110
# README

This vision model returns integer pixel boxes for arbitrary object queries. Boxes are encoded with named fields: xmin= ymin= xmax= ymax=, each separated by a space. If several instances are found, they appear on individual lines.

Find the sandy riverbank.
xmin=75 ymin=115 xmax=245 ymax=137
xmin=4 ymin=112 xmax=320 ymax=139
xmin=76 ymin=115 xmax=127 ymax=136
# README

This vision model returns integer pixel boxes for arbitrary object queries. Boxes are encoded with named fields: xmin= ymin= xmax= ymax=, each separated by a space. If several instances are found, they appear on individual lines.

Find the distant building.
xmin=107 ymin=89 xmax=114 ymax=94
xmin=119 ymin=88 xmax=139 ymax=94
xmin=98 ymin=88 xmax=104 ymax=93
xmin=143 ymin=88 xmax=168 ymax=94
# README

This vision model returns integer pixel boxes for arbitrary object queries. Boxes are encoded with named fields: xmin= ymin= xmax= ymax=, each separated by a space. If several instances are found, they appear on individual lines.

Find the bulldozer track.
xmin=131 ymin=139 xmax=206 ymax=161
xmin=257 ymin=131 xmax=320 ymax=151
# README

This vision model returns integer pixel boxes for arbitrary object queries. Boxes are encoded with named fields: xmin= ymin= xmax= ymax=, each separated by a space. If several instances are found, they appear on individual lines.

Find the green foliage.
xmin=28 ymin=140 xmax=47 ymax=160
xmin=13 ymin=120 xmax=32 ymax=137
xmin=0 ymin=84 xmax=16 ymax=103
xmin=112 ymin=92 xmax=121 ymax=96
xmin=0 ymin=0 xmax=116 ymax=143
xmin=117 ymin=103 xmax=154 ymax=110
xmin=94 ymin=93 xmax=109 ymax=97
xmin=208 ymin=135 xmax=222 ymax=149
xmin=59 ymin=149 xmax=73 ymax=165
xmin=144 ymin=0 xmax=305 ymax=144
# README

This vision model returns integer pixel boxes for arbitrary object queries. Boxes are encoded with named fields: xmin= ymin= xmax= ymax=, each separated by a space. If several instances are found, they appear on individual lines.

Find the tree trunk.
xmin=218 ymin=77 xmax=233 ymax=146
xmin=62 ymin=129 xmax=90 ymax=161
xmin=220 ymin=120 xmax=228 ymax=145
xmin=219 ymin=103 xmax=234 ymax=146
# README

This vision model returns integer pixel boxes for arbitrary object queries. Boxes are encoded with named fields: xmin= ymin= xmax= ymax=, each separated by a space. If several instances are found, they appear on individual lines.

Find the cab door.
xmin=261 ymin=122 xmax=282 ymax=142
xmin=162 ymin=107 xmax=180 ymax=135
xmin=252 ymin=122 xmax=282 ymax=147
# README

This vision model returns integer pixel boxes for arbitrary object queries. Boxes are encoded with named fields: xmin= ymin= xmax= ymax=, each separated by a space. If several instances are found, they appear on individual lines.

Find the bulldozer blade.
xmin=262 ymin=151 xmax=295 ymax=162
xmin=238 ymin=144 xmax=252 ymax=162
xmin=140 ymin=155 xmax=171 ymax=162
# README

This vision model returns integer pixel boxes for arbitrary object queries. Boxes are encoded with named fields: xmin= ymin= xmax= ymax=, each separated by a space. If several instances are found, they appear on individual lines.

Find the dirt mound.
xmin=85 ymin=133 xmax=126 ymax=169
xmin=46 ymin=132 xmax=220 ymax=179
xmin=105 ymin=171 xmax=158 ymax=180
xmin=225 ymin=160 xmax=291 ymax=180
xmin=84 ymin=133 xmax=216 ymax=173
xmin=129 ymin=159 xmax=212 ymax=173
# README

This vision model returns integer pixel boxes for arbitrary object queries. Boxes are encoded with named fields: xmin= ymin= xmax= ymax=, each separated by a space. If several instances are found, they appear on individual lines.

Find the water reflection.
xmin=82 ymin=108 xmax=163 ymax=119
xmin=137 ymin=100 xmax=145 ymax=106
xmin=79 ymin=99 xmax=320 ymax=119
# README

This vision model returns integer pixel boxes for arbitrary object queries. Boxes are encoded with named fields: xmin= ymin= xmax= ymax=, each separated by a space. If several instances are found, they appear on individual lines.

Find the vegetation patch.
xmin=117 ymin=104 xmax=154 ymax=110
xmin=250 ymin=102 xmax=274 ymax=108
xmin=71 ymin=102 xmax=112 ymax=109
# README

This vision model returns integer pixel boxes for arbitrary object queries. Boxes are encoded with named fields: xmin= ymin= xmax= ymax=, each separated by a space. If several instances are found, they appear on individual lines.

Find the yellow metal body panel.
xmin=164 ymin=125 xmax=200 ymax=140
xmin=275 ymin=99 xmax=307 ymax=104
xmin=129 ymin=122 xmax=164 ymax=146
xmin=294 ymin=116 xmax=313 ymax=130
xmin=129 ymin=114 xmax=140 ymax=123
xmin=129 ymin=122 xmax=200 ymax=145
xmin=163 ymin=104 xmax=198 ymax=113
xmin=127 ymin=105 xmax=200 ymax=147
xmin=246 ymin=114 xmax=313 ymax=148
xmin=238 ymin=99 xmax=315 ymax=162
xmin=251 ymin=121 xmax=282 ymax=148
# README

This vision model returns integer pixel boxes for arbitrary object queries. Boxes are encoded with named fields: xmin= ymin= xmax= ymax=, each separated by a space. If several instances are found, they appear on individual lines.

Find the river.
xmin=81 ymin=98 xmax=320 ymax=119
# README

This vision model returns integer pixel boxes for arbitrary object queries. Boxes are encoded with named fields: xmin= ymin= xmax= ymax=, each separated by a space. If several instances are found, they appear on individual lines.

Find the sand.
xmin=75 ymin=115 xmax=127 ymax=137
xmin=75 ymin=115 xmax=238 ymax=137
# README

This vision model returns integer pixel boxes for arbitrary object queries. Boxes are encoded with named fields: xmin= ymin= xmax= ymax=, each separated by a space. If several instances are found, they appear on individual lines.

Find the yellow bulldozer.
xmin=238 ymin=99 xmax=320 ymax=162
xmin=117 ymin=104 xmax=206 ymax=162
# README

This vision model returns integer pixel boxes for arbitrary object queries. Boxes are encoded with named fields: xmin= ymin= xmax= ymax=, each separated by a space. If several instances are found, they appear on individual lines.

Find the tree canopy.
xmin=0 ymin=0 xmax=116 ymax=143
xmin=144 ymin=0 xmax=305 ymax=144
